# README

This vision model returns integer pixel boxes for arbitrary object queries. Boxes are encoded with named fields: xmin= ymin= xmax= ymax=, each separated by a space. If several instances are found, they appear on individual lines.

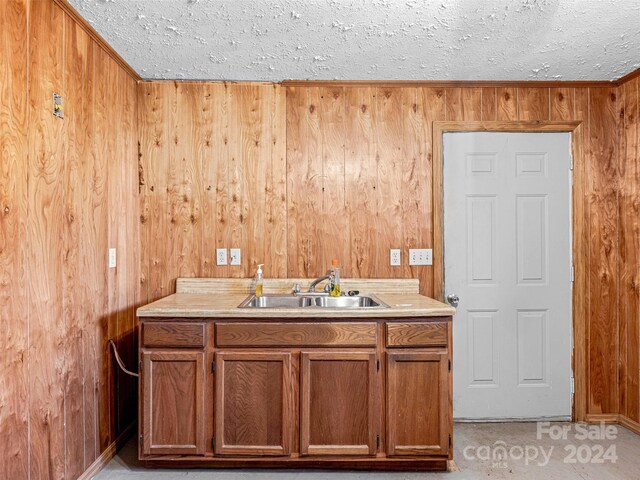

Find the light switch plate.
xmin=230 ymin=248 xmax=241 ymax=266
xmin=409 ymin=248 xmax=432 ymax=266
xmin=216 ymin=248 xmax=227 ymax=265
xmin=108 ymin=248 xmax=117 ymax=268
xmin=390 ymin=249 xmax=401 ymax=266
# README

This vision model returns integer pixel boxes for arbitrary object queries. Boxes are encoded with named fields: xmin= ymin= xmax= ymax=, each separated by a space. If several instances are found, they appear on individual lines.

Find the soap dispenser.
xmin=255 ymin=264 xmax=264 ymax=297
xmin=329 ymin=259 xmax=341 ymax=297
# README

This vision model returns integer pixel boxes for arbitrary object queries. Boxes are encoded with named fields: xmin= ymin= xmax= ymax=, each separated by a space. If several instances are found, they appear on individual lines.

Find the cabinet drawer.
xmin=386 ymin=322 xmax=447 ymax=347
xmin=216 ymin=322 xmax=377 ymax=347
xmin=142 ymin=322 xmax=205 ymax=348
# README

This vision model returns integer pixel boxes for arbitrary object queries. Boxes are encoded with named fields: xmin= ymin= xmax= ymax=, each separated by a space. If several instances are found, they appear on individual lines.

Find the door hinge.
xmin=571 ymin=265 xmax=575 ymax=283
xmin=139 ymin=434 xmax=143 ymax=446
xmin=376 ymin=434 xmax=380 ymax=449
xmin=139 ymin=360 xmax=143 ymax=372
xmin=449 ymin=434 xmax=452 ymax=448
xmin=570 ymin=377 xmax=575 ymax=394
xmin=376 ymin=359 xmax=380 ymax=371
xmin=570 ymin=152 xmax=574 ymax=171
xmin=448 ymin=359 xmax=451 ymax=371
xmin=212 ymin=436 xmax=215 ymax=449
xmin=212 ymin=360 xmax=215 ymax=373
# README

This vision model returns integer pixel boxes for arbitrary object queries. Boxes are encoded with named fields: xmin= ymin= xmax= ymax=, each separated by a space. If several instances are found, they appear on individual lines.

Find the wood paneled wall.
xmin=619 ymin=75 xmax=640 ymax=429
xmin=0 ymin=1 xmax=139 ymax=479
xmin=137 ymin=82 xmax=287 ymax=304
xmin=139 ymin=82 xmax=623 ymax=418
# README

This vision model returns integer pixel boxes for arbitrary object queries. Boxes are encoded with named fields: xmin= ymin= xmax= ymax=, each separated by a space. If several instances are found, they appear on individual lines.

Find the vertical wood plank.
xmin=27 ymin=1 xmax=66 ymax=477
xmin=401 ymin=88 xmax=420 ymax=280
xmin=172 ymin=83 xmax=203 ymax=281
xmin=201 ymin=83 xmax=229 ymax=278
xmin=587 ymin=87 xmax=619 ymax=415
xmin=481 ymin=87 xmax=497 ymax=121
xmin=240 ymin=84 xmax=268 ymax=277
xmin=496 ymin=87 xmax=518 ymax=121
xmin=620 ymin=78 xmax=639 ymax=422
xmin=267 ymin=84 xmax=288 ymax=277
xmin=550 ymin=87 xmax=574 ymax=121
xmin=319 ymin=87 xmax=348 ymax=275
xmin=345 ymin=87 xmax=376 ymax=278
xmin=375 ymin=88 xmax=404 ymax=279
xmin=445 ymin=87 xmax=482 ymax=121
xmin=420 ymin=88 xmax=446 ymax=297
xmin=573 ymin=87 xmax=589 ymax=421
xmin=120 ymin=69 xmax=138 ymax=433
xmin=227 ymin=85 xmax=244 ymax=278
xmin=81 ymin=38 xmax=98 ymax=467
xmin=62 ymin=15 xmax=88 ymax=478
xmin=517 ymin=87 xmax=550 ymax=120
xmin=287 ymin=87 xmax=323 ymax=277
xmin=0 ymin=0 xmax=29 ymax=478
xmin=141 ymin=82 xmax=171 ymax=301
xmin=97 ymin=46 xmax=116 ymax=451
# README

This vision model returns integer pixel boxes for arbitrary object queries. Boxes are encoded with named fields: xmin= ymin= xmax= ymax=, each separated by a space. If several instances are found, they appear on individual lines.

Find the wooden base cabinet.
xmin=139 ymin=317 xmax=453 ymax=471
xmin=141 ymin=351 xmax=206 ymax=455
xmin=214 ymin=352 xmax=293 ymax=456
xmin=300 ymin=351 xmax=377 ymax=456
xmin=386 ymin=351 xmax=450 ymax=456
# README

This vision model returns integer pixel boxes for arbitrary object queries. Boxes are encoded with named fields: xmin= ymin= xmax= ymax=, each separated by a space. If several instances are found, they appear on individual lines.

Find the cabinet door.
xmin=142 ymin=351 xmax=205 ymax=455
xmin=386 ymin=351 xmax=450 ymax=456
xmin=215 ymin=352 xmax=292 ymax=456
xmin=300 ymin=351 xmax=377 ymax=456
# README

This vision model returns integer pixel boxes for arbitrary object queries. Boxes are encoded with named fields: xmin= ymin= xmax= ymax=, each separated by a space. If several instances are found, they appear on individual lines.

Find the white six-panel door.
xmin=443 ymin=132 xmax=572 ymax=420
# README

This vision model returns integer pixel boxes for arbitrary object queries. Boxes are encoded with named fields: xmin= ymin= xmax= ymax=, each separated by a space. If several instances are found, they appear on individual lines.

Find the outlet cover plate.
xmin=216 ymin=248 xmax=228 ymax=266
xmin=230 ymin=248 xmax=241 ymax=266
xmin=108 ymin=248 xmax=117 ymax=268
xmin=409 ymin=248 xmax=432 ymax=266
xmin=390 ymin=249 xmax=401 ymax=266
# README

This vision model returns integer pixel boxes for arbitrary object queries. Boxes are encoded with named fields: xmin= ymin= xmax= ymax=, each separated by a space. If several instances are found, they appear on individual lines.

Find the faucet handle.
xmin=292 ymin=283 xmax=301 ymax=294
xmin=323 ymin=284 xmax=331 ymax=294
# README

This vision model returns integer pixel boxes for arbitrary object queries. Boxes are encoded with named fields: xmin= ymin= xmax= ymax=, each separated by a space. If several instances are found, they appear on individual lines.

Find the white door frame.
xmin=432 ymin=121 xmax=586 ymax=422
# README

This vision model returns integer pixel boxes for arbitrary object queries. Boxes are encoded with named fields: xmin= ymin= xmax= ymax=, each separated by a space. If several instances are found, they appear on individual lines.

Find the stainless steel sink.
xmin=238 ymin=294 xmax=389 ymax=309
xmin=313 ymin=295 xmax=386 ymax=308
xmin=238 ymin=294 xmax=314 ymax=308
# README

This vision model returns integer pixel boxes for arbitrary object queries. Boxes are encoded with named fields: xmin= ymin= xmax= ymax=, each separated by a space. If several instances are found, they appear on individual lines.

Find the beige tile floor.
xmin=95 ymin=422 xmax=640 ymax=480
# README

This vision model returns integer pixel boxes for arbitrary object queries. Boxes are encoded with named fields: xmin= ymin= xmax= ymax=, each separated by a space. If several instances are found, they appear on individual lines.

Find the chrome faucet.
xmin=308 ymin=275 xmax=331 ymax=293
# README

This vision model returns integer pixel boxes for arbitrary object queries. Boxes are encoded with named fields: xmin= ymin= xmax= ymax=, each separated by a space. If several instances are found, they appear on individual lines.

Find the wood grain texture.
xmin=215 ymin=352 xmax=292 ymax=456
xmin=216 ymin=322 xmax=377 ymax=347
xmin=27 ymin=2 xmax=66 ymax=477
xmin=142 ymin=351 xmax=205 ymax=455
xmin=0 ymin=1 xmax=28 ymax=478
xmin=0 ymin=1 xmax=140 ymax=478
xmin=386 ymin=351 xmax=450 ymax=456
xmin=300 ymin=351 xmax=377 ymax=456
xmin=619 ymin=77 xmax=640 ymax=423
xmin=587 ymin=88 xmax=620 ymax=415
xmin=386 ymin=322 xmax=448 ymax=347
xmin=143 ymin=322 xmax=205 ymax=348
xmin=63 ymin=16 xmax=89 ymax=478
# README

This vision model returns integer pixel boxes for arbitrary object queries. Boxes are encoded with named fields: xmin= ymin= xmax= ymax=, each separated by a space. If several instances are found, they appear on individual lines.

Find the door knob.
xmin=447 ymin=294 xmax=459 ymax=307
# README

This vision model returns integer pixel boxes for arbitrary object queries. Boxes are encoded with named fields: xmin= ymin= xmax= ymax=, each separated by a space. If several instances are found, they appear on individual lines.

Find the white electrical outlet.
xmin=390 ymin=249 xmax=401 ymax=266
xmin=409 ymin=248 xmax=433 ymax=266
xmin=216 ymin=248 xmax=228 ymax=265
xmin=108 ymin=248 xmax=117 ymax=268
xmin=230 ymin=248 xmax=241 ymax=266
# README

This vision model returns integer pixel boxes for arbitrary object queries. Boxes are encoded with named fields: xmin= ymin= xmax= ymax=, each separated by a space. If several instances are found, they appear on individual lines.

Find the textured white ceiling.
xmin=68 ymin=0 xmax=640 ymax=81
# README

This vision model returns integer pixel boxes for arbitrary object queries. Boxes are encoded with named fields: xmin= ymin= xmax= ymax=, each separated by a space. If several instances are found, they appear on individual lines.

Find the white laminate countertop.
xmin=137 ymin=292 xmax=455 ymax=319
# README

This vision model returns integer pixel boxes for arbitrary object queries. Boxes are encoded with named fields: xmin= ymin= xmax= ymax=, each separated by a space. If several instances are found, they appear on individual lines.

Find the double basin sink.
xmin=238 ymin=293 xmax=389 ymax=309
